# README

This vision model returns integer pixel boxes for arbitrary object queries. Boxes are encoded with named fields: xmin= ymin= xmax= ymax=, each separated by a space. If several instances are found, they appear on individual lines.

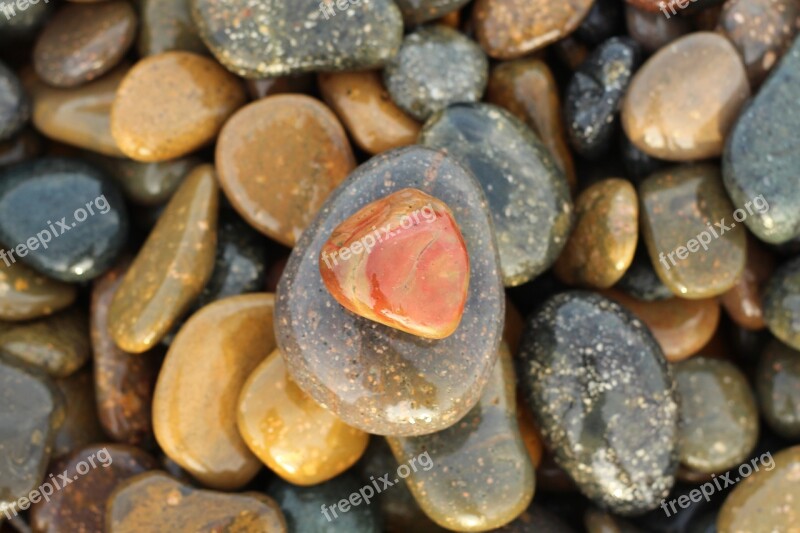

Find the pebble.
xmin=615 ymin=244 xmax=673 ymax=301
xmin=565 ymin=37 xmax=640 ymax=159
xmin=624 ymin=3 xmax=689 ymax=52
xmin=0 ymin=259 xmax=76 ymax=321
xmin=0 ymin=309 xmax=90 ymax=378
xmin=318 ymin=71 xmax=421 ymax=155
xmin=108 ymin=164 xmax=218 ymax=353
xmin=395 ymin=0 xmax=470 ymax=25
xmin=238 ymin=348 xmax=369 ymax=486
xmin=717 ymin=446 xmax=800 ymax=532
xmin=421 ymin=103 xmax=573 ymax=287
xmin=153 ymin=294 xmax=276 ymax=490
xmin=107 ymin=471 xmax=287 ymax=532
xmin=33 ymin=1 xmax=136 ymax=88
xmin=622 ymin=32 xmax=750 ymax=161
xmin=91 ymin=259 xmax=160 ymax=446
xmin=191 ymin=0 xmax=403 ymax=77
xmin=276 ymin=146 xmax=504 ymax=436
xmin=722 ymin=35 xmax=800 ymax=245
xmin=384 ymin=25 xmax=488 ymax=121
xmin=486 ymin=58 xmax=576 ymax=192
xmin=673 ymin=357 xmax=759 ymax=474
xmin=111 ymin=51 xmax=246 ymax=162
xmin=267 ymin=474 xmax=380 ymax=533
xmin=0 ymin=157 xmax=129 ymax=282
xmin=0 ymin=357 xmax=62 ymax=513
xmin=719 ymin=0 xmax=799 ymax=87
xmin=756 ymin=339 xmax=800 ymax=440
xmin=473 ymin=0 xmax=595 ymax=59
xmin=554 ymin=178 xmax=638 ymax=289
xmin=216 ymin=94 xmax=355 ymax=247
xmin=138 ymin=0 xmax=206 ymax=56
xmin=29 ymin=64 xmax=128 ymax=157
xmin=30 ymin=444 xmax=158 ymax=533
xmin=763 ymin=255 xmax=800 ymax=351
xmin=387 ymin=343 xmax=535 ymax=531
xmin=51 ymin=369 xmax=105 ymax=458
xmin=639 ymin=164 xmax=746 ymax=299
xmin=603 ymin=290 xmax=721 ymax=363
xmin=719 ymin=237 xmax=774 ymax=330
xmin=517 ymin=291 xmax=678 ymax=515
xmin=0 ymin=61 xmax=30 ymax=142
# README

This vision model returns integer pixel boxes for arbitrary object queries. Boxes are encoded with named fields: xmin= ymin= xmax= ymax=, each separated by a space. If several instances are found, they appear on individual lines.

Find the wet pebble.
xmin=763 ymin=255 xmax=800 ymax=351
xmin=52 ymin=369 xmax=105 ymax=458
xmin=756 ymin=339 xmax=800 ymax=440
xmin=0 ymin=260 xmax=76 ymax=321
xmin=138 ymin=0 xmax=206 ymax=56
xmin=719 ymin=236 xmax=774 ymax=330
xmin=0 ymin=61 xmax=30 ymax=142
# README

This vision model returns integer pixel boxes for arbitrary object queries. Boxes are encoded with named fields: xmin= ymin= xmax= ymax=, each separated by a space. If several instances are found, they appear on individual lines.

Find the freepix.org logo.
xmin=1 ymin=0 xmax=49 ymax=21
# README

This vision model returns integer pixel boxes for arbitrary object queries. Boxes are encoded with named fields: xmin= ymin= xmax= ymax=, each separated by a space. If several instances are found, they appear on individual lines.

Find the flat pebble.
xmin=0 ymin=260 xmax=76 ymax=321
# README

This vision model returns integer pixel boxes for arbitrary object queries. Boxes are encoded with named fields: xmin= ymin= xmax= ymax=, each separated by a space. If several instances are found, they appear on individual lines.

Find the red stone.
xmin=319 ymin=188 xmax=469 ymax=339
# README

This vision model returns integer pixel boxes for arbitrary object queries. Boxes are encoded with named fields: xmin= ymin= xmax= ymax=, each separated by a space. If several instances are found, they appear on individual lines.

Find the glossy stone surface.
xmin=33 ymin=1 xmax=136 ymax=88
xmin=238 ymin=348 xmax=368 ymax=486
xmin=624 ymin=3 xmax=689 ymax=52
xmin=216 ymin=94 xmax=355 ymax=247
xmin=486 ymin=58 xmax=576 ymax=191
xmin=0 ymin=157 xmax=128 ymax=282
xmin=554 ymin=179 xmax=637 ymax=289
xmin=139 ymin=0 xmax=206 ymax=56
xmin=276 ymin=146 xmax=504 ymax=436
xmin=622 ymin=32 xmax=750 ymax=161
xmin=615 ymin=244 xmax=672 ymax=301
xmin=518 ymin=291 xmax=678 ymax=515
xmin=639 ymin=165 xmax=746 ymax=299
xmin=388 ymin=343 xmax=534 ymax=531
xmin=565 ymin=37 xmax=640 ymax=159
xmin=720 ymin=237 xmax=774 ymax=330
xmin=320 ymin=188 xmax=468 ymax=339
xmin=603 ymin=290 xmax=720 ymax=363
xmin=395 ymin=0 xmax=469 ymax=24
xmin=473 ymin=0 xmax=594 ymax=59
xmin=0 ymin=62 xmax=29 ymax=142
xmin=0 ymin=309 xmax=90 ymax=378
xmin=384 ymin=26 xmax=488 ymax=121
xmin=108 ymin=164 xmax=218 ymax=353
xmin=267 ymin=474 xmax=380 ymax=533
xmin=107 ymin=471 xmax=287 ymax=532
xmin=673 ymin=357 xmax=758 ymax=473
xmin=52 ymin=369 xmax=105 ymax=458
xmin=91 ymin=259 xmax=159 ymax=446
xmin=763 ymin=256 xmax=800 ymax=350
xmin=111 ymin=51 xmax=246 ymax=162
xmin=191 ymin=0 xmax=402 ymax=77
xmin=0 ymin=357 xmax=62 ymax=513
xmin=717 ymin=446 xmax=800 ymax=532
xmin=319 ymin=71 xmax=420 ymax=155
xmin=722 ymin=36 xmax=800 ymax=245
xmin=30 ymin=445 xmax=157 ymax=533
xmin=720 ymin=0 xmax=799 ymax=87
xmin=756 ymin=339 xmax=800 ymax=439
xmin=153 ymin=294 xmax=276 ymax=490
xmin=0 ymin=260 xmax=76 ymax=321
xmin=29 ymin=64 xmax=128 ymax=157
xmin=421 ymin=103 xmax=572 ymax=286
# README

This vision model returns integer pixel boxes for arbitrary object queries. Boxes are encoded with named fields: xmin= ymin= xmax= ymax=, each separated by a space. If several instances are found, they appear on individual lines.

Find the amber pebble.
xmin=0 ymin=309 xmax=90 ymax=377
xmin=603 ymin=289 xmax=720 ymax=363
xmin=237 ymin=348 xmax=368 ymax=486
xmin=108 ymin=164 xmax=218 ymax=353
xmin=554 ymin=179 xmax=638 ymax=289
xmin=486 ymin=58 xmax=576 ymax=192
xmin=153 ymin=294 xmax=276 ymax=490
xmin=106 ymin=471 xmax=287 ymax=532
xmin=0 ymin=260 xmax=76 ymax=321
xmin=717 ymin=446 xmax=800 ymax=532
xmin=473 ymin=0 xmax=594 ymax=59
xmin=30 ymin=445 xmax=157 ymax=533
xmin=639 ymin=164 xmax=746 ymax=299
xmin=52 ymin=369 xmax=105 ymax=458
xmin=318 ymin=71 xmax=420 ymax=155
xmin=622 ymin=32 xmax=750 ymax=161
xmin=216 ymin=94 xmax=354 ymax=247
xmin=111 ymin=51 xmax=246 ymax=162
xmin=91 ymin=259 xmax=159 ymax=446
xmin=30 ymin=64 xmax=128 ymax=157
xmin=720 ymin=237 xmax=775 ymax=330
xmin=33 ymin=1 xmax=136 ymax=88
xmin=320 ymin=188 xmax=469 ymax=339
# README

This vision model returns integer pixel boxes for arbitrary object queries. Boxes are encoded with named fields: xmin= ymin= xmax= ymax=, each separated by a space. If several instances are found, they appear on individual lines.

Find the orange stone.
xmin=319 ymin=188 xmax=469 ymax=339
xmin=720 ymin=236 xmax=775 ymax=330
